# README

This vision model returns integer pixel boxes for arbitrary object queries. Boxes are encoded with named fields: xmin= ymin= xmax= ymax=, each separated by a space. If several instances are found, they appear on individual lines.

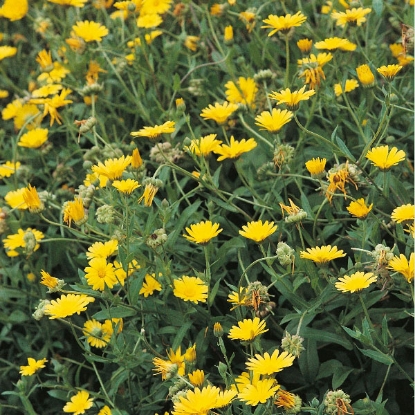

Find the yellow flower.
xmin=84 ymin=258 xmax=118 ymax=291
xmin=239 ymin=220 xmax=277 ymax=243
xmin=153 ymin=347 xmax=185 ymax=380
xmin=131 ymin=120 xmax=175 ymax=139
xmin=72 ymin=20 xmax=109 ymax=42
xmin=173 ymin=276 xmax=208 ymax=304
xmin=184 ymin=36 xmax=200 ymax=52
xmin=37 ymin=61 xmax=70 ymax=84
xmin=391 ymin=204 xmax=414 ymax=223
xmin=305 ymin=157 xmax=326 ymax=176
xmin=0 ymin=161 xmax=20 ymax=179
xmin=0 ymin=46 xmax=17 ymax=61
xmin=0 ymin=0 xmax=28 ymax=21
xmin=255 ymin=108 xmax=293 ymax=133
xmin=365 ymin=145 xmax=406 ymax=170
xmin=187 ymin=134 xmax=223 ymax=156
xmin=331 ymin=7 xmax=372 ymax=27
xmin=238 ymin=378 xmax=280 ymax=406
xmin=3 ymin=228 xmax=44 ymax=257
xmin=5 ymin=188 xmax=27 ymax=210
xmin=63 ymin=198 xmax=87 ymax=227
xmin=275 ymin=390 xmax=298 ymax=409
xmin=347 ymin=198 xmax=373 ymax=218
xmin=98 ymin=406 xmax=112 ymax=415
xmin=188 ymin=369 xmax=205 ymax=387
xmin=300 ymin=245 xmax=346 ymax=263
xmin=0 ymin=90 xmax=9 ymax=99
xmin=40 ymin=270 xmax=65 ymax=293
xmin=200 ymin=101 xmax=238 ymax=124
xmin=297 ymin=38 xmax=313 ymax=53
xmin=280 ymin=199 xmax=307 ymax=223
xmin=377 ymin=64 xmax=403 ymax=80
xmin=83 ymin=319 xmax=112 ymax=348
xmin=19 ymin=357 xmax=48 ymax=376
xmin=140 ymin=0 xmax=172 ymax=14
xmin=44 ymin=294 xmax=95 ymax=319
xmin=183 ymin=220 xmax=222 ymax=244
xmin=228 ymin=317 xmax=268 ymax=341
xmin=86 ymin=240 xmax=118 ymax=260
xmin=262 ymin=11 xmax=307 ymax=36
xmin=48 ymin=0 xmax=88 ymax=6
xmin=269 ymin=86 xmax=316 ymax=110
xmin=92 ymin=155 xmax=132 ymax=180
xmin=224 ymin=77 xmax=257 ymax=108
xmin=388 ymin=253 xmax=414 ymax=283
xmin=315 ymin=37 xmax=357 ymax=51
xmin=112 ymin=179 xmax=140 ymax=194
xmin=137 ymin=13 xmax=162 ymax=28
xmin=32 ymin=84 xmax=63 ymax=98
xmin=335 ymin=272 xmax=377 ymax=293
xmin=210 ymin=3 xmax=224 ymax=16
xmin=224 ymin=25 xmax=234 ymax=41
xmin=131 ymin=148 xmax=143 ymax=168
xmin=246 ymin=350 xmax=295 ymax=375
xmin=63 ymin=390 xmax=94 ymax=415
xmin=138 ymin=182 xmax=159 ymax=206
xmin=239 ymin=10 xmax=256 ymax=32
xmin=227 ymin=287 xmax=249 ymax=310
xmin=214 ymin=136 xmax=257 ymax=161
xmin=356 ymin=64 xmax=376 ymax=87
xmin=325 ymin=162 xmax=357 ymax=202
xmin=139 ymin=273 xmax=162 ymax=297
xmin=22 ymin=184 xmax=44 ymax=213
xmin=334 ymin=79 xmax=359 ymax=96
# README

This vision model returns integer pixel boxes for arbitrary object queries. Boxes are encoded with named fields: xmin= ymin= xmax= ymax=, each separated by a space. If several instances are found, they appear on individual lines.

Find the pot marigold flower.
xmin=5 ymin=188 xmax=27 ymax=209
xmin=334 ymin=79 xmax=359 ymax=96
xmin=183 ymin=220 xmax=223 ymax=244
xmin=391 ymin=204 xmax=415 ymax=223
xmin=83 ymin=319 xmax=112 ymax=348
xmin=275 ymin=390 xmax=298 ymax=410
xmin=224 ymin=25 xmax=234 ymax=41
xmin=300 ymin=245 xmax=346 ymax=263
xmin=315 ymin=37 xmax=357 ymax=51
xmin=84 ymin=258 xmax=118 ymax=291
xmin=225 ymin=77 xmax=257 ymax=108
xmin=140 ymin=0 xmax=172 ymax=14
xmin=63 ymin=198 xmax=87 ymax=227
xmin=239 ymin=220 xmax=277 ymax=243
xmin=0 ymin=46 xmax=17 ymax=61
xmin=0 ymin=0 xmax=28 ymax=21
xmin=22 ymin=184 xmax=44 ymax=213
xmin=0 ymin=161 xmax=20 ymax=179
xmin=86 ymin=240 xmax=118 ymax=260
xmin=173 ymin=275 xmax=208 ymax=304
xmin=255 ymin=108 xmax=293 ymax=133
xmin=214 ymin=136 xmax=257 ymax=161
xmin=19 ymin=357 xmax=48 ymax=376
xmin=332 ymin=7 xmax=372 ymax=27
xmin=269 ymin=86 xmax=316 ymax=110
xmin=187 ymin=134 xmax=223 ymax=156
xmin=112 ymin=178 xmax=140 ymax=194
xmin=200 ymin=101 xmax=238 ymax=124
xmin=92 ymin=155 xmax=132 ymax=180
xmin=137 ymin=13 xmax=163 ymax=28
xmin=48 ymin=0 xmax=88 ymax=6
xmin=388 ymin=253 xmax=414 ymax=283
xmin=262 ymin=11 xmax=307 ymax=36
xmin=246 ymin=350 xmax=295 ymax=375
xmin=347 ymin=198 xmax=373 ymax=218
xmin=3 ymin=228 xmax=44 ymax=257
xmin=335 ymin=272 xmax=377 ymax=293
xmin=72 ymin=21 xmax=109 ymax=42
xmin=63 ymin=390 xmax=94 ymax=415
xmin=40 ymin=270 xmax=65 ymax=293
xmin=44 ymin=294 xmax=95 ymax=319
xmin=153 ymin=347 xmax=185 ymax=380
xmin=139 ymin=273 xmax=162 ymax=297
xmin=365 ymin=145 xmax=406 ymax=170
xmin=377 ymin=64 xmax=402 ymax=80
xmin=138 ymin=181 xmax=160 ymax=206
xmin=227 ymin=287 xmax=249 ymax=310
xmin=131 ymin=148 xmax=143 ymax=168
xmin=297 ymin=38 xmax=313 ymax=53
xmin=238 ymin=378 xmax=280 ymax=406
xmin=184 ymin=35 xmax=200 ymax=52
xmin=239 ymin=10 xmax=256 ymax=32
xmin=130 ymin=120 xmax=175 ymax=139
xmin=188 ymin=369 xmax=205 ymax=387
xmin=305 ymin=157 xmax=326 ymax=176
xmin=228 ymin=317 xmax=268 ymax=341
xmin=356 ymin=64 xmax=376 ymax=87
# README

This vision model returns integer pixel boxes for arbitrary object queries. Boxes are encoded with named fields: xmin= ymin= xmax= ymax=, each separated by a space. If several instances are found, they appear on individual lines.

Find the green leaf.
xmin=335 ymin=135 xmax=356 ymax=161
xmin=302 ymin=327 xmax=353 ymax=350
xmin=172 ymin=321 xmax=193 ymax=350
xmin=92 ymin=306 xmax=137 ymax=320
xmin=372 ymin=0 xmax=384 ymax=16
xmin=333 ymin=367 xmax=354 ymax=389
xmin=357 ymin=347 xmax=394 ymax=365
xmin=298 ymin=338 xmax=319 ymax=383
xmin=173 ymin=73 xmax=181 ymax=92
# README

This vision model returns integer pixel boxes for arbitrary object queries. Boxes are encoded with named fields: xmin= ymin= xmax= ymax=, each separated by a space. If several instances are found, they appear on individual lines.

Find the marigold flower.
xmin=255 ymin=108 xmax=293 ymax=133
xmin=315 ymin=37 xmax=357 ymax=51
xmin=72 ymin=20 xmax=109 ymax=42
xmin=331 ymin=7 xmax=372 ymax=27
xmin=138 ymin=182 xmax=160 ymax=206
xmin=131 ymin=120 xmax=175 ymax=139
xmin=86 ymin=240 xmax=118 ymax=260
xmin=214 ymin=136 xmax=257 ymax=161
xmin=0 ymin=161 xmax=20 ymax=179
xmin=239 ymin=10 xmax=256 ymax=32
xmin=356 ymin=64 xmax=376 ymax=87
xmin=187 ymin=134 xmax=223 ymax=156
xmin=346 ymin=198 xmax=373 ymax=218
xmin=300 ymin=245 xmax=346 ymax=263
xmin=0 ymin=0 xmax=28 ymax=21
xmin=137 ymin=13 xmax=162 ymax=28
xmin=227 ymin=287 xmax=249 ymax=310
xmin=92 ymin=155 xmax=132 ymax=180
xmin=325 ymin=162 xmax=358 ymax=202
xmin=98 ymin=406 xmax=112 ymax=415
xmin=3 ymin=228 xmax=44 ymax=257
xmin=112 ymin=179 xmax=140 ymax=194
xmin=188 ymin=369 xmax=205 ymax=387
xmin=335 ymin=272 xmax=377 ymax=293
xmin=32 ymin=84 xmax=63 ymax=98
xmin=19 ymin=357 xmax=48 ymax=376
xmin=246 ymin=349 xmax=295 ymax=375
xmin=84 ymin=258 xmax=118 ymax=291
xmin=44 ymin=294 xmax=95 ymax=319
xmin=83 ymin=319 xmax=112 ymax=348
xmin=305 ymin=157 xmax=326 ymax=176
xmin=365 ymin=145 xmax=406 ymax=170
xmin=183 ymin=220 xmax=222 ymax=244
xmin=225 ymin=77 xmax=257 ymax=108
xmin=153 ymin=347 xmax=185 ymax=380
xmin=140 ymin=0 xmax=172 ymax=14
xmin=239 ymin=220 xmax=277 ymax=243
xmin=200 ymin=101 xmax=238 ymax=124
xmin=297 ymin=38 xmax=313 ymax=53
xmin=377 ymin=64 xmax=402 ymax=80
xmin=262 ymin=11 xmax=307 ymax=36
xmin=280 ymin=199 xmax=307 ymax=223
xmin=63 ymin=198 xmax=87 ymax=227
xmin=391 ymin=204 xmax=414 ymax=223
xmin=22 ymin=184 xmax=44 ymax=213
xmin=238 ymin=378 xmax=280 ymax=406
xmin=184 ymin=35 xmax=200 ymax=52
xmin=275 ymin=390 xmax=298 ymax=409
xmin=63 ymin=390 xmax=94 ymax=415
xmin=131 ymin=148 xmax=143 ymax=168
xmin=388 ymin=253 xmax=414 ymax=283
xmin=40 ymin=270 xmax=65 ymax=293
xmin=173 ymin=275 xmax=208 ymax=304
xmin=0 ymin=46 xmax=17 ymax=61
xmin=224 ymin=25 xmax=234 ymax=41
xmin=48 ymin=0 xmax=88 ymax=6
xmin=269 ymin=86 xmax=315 ymax=110
xmin=334 ymin=79 xmax=359 ymax=96
xmin=139 ymin=273 xmax=162 ymax=297
xmin=228 ymin=317 xmax=268 ymax=341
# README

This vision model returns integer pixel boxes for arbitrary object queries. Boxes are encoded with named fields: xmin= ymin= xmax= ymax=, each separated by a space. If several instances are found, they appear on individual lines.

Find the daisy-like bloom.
xmin=269 ymin=86 xmax=316 ymax=111
xmin=130 ymin=121 xmax=175 ymax=139
xmin=63 ymin=198 xmax=87 ymax=227
xmin=297 ymin=38 xmax=313 ymax=53
xmin=246 ymin=350 xmax=295 ymax=375
xmin=262 ymin=11 xmax=307 ymax=36
xmin=38 ymin=61 xmax=70 ymax=84
xmin=239 ymin=220 xmax=277 ymax=243
xmin=173 ymin=276 xmax=208 ymax=304
xmin=331 ymin=7 xmax=372 ymax=27
xmin=388 ymin=253 xmax=414 ymax=283
xmin=0 ymin=46 xmax=17 ymax=61
xmin=239 ymin=10 xmax=256 ymax=32
xmin=113 ymin=259 xmax=140 ymax=285
xmin=98 ymin=406 xmax=112 ymax=415
xmin=138 ymin=182 xmax=159 ymax=206
xmin=300 ymin=245 xmax=346 ymax=264
xmin=92 ymin=155 xmax=132 ymax=180
xmin=44 ymin=294 xmax=95 ymax=319
xmin=72 ymin=21 xmax=109 ymax=42
xmin=347 ymin=198 xmax=373 ymax=218
xmin=305 ymin=157 xmax=326 ymax=176
xmin=356 ymin=64 xmax=376 ymax=87
xmin=112 ymin=179 xmax=140 ymax=194
xmin=0 ymin=161 xmax=20 ymax=179
xmin=139 ymin=273 xmax=162 ymax=297
xmin=140 ymin=0 xmax=172 ymax=14
xmin=255 ymin=109 xmax=293 ymax=133
xmin=173 ymin=386 xmax=237 ymax=415
xmin=32 ymin=84 xmax=63 ymax=98
xmin=238 ymin=378 xmax=280 ymax=406
xmin=200 ymin=101 xmax=239 ymax=124
xmin=22 ymin=184 xmax=44 ymax=213
xmin=84 ymin=258 xmax=118 ymax=291
xmin=5 ymin=188 xmax=27 ymax=209
xmin=334 ymin=79 xmax=359 ymax=97
xmin=391 ymin=204 xmax=415 ymax=223
xmin=137 ymin=13 xmax=162 ymax=28
xmin=0 ymin=0 xmax=28 ymax=21
xmin=224 ymin=77 xmax=258 ymax=108
xmin=63 ymin=390 xmax=94 ymax=415
xmin=214 ymin=136 xmax=257 ymax=161
xmin=86 ymin=240 xmax=118 ymax=260
xmin=365 ymin=145 xmax=406 ymax=170
xmin=19 ymin=357 xmax=48 ymax=376
xmin=315 ymin=37 xmax=357 ymax=52
xmin=83 ymin=319 xmax=111 ymax=348
xmin=184 ymin=35 xmax=200 ymax=52
xmin=40 ymin=270 xmax=65 ymax=293
xmin=48 ymin=0 xmax=88 ymax=6
xmin=377 ymin=64 xmax=402 ymax=80
xmin=335 ymin=272 xmax=377 ymax=293
xmin=188 ymin=369 xmax=205 ymax=387
xmin=3 ymin=228 xmax=44 ymax=257
xmin=153 ymin=347 xmax=185 ymax=380
xmin=227 ymin=287 xmax=249 ymax=310
xmin=228 ymin=317 xmax=268 ymax=341
xmin=187 ymin=134 xmax=223 ymax=156
xmin=183 ymin=220 xmax=222 ymax=244
xmin=389 ymin=44 xmax=415 ymax=66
